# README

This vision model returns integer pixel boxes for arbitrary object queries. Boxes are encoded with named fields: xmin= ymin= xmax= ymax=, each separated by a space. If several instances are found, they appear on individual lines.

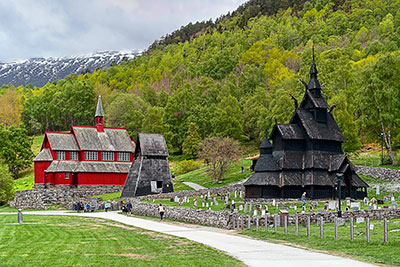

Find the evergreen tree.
xmin=182 ymin=122 xmax=201 ymax=158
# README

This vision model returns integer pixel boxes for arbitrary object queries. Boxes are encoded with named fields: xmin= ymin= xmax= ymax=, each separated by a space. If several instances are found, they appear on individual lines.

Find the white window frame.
xmin=65 ymin=173 xmax=69 ymax=180
xmin=85 ymin=151 xmax=98 ymax=161
xmin=57 ymin=151 xmax=65 ymax=160
xmin=70 ymin=152 xmax=78 ymax=161
xmin=117 ymin=152 xmax=130 ymax=162
xmin=101 ymin=152 xmax=114 ymax=161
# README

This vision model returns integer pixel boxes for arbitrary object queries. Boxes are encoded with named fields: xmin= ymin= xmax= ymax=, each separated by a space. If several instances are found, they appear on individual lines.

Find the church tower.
xmin=95 ymin=95 xmax=104 ymax=132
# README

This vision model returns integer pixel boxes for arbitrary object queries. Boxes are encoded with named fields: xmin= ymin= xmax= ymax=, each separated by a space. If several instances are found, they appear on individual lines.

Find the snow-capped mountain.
xmin=0 ymin=50 xmax=140 ymax=87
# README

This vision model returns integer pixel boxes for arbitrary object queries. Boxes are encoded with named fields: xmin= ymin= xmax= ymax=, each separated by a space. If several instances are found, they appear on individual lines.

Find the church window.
xmin=65 ymin=173 xmax=69 ymax=179
xmin=70 ymin=152 xmax=78 ymax=160
xmin=102 ymin=152 xmax=114 ymax=161
xmin=85 ymin=151 xmax=98 ymax=160
xmin=118 ymin=152 xmax=130 ymax=161
xmin=57 ymin=151 xmax=65 ymax=160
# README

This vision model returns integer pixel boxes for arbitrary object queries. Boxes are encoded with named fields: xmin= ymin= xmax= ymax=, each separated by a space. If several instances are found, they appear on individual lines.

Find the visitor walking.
xmin=301 ymin=192 xmax=306 ymax=211
xmin=126 ymin=200 xmax=132 ymax=216
xmin=159 ymin=204 xmax=165 ymax=221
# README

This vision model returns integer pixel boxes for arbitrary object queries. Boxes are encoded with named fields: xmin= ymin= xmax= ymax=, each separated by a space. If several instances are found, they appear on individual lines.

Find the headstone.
xmin=249 ymin=203 xmax=253 ymax=213
xmin=239 ymin=205 xmax=243 ymax=211
xmin=253 ymin=210 xmax=257 ymax=216
xmin=312 ymin=201 xmax=318 ymax=207
xmin=346 ymin=199 xmax=351 ymax=206
xmin=272 ymin=199 xmax=276 ymax=206
xmin=356 ymin=217 xmax=364 ymax=224
xmin=383 ymin=196 xmax=388 ymax=203
xmin=174 ymin=196 xmax=179 ymax=202
xmin=211 ymin=202 xmax=213 ymax=206
xmin=184 ymin=196 xmax=187 ymax=202
xmin=232 ymin=200 xmax=235 ymax=205
xmin=294 ymin=206 xmax=297 ymax=211
xmin=207 ymin=192 xmax=210 ymax=199
xmin=261 ymin=210 xmax=266 ymax=216
xmin=370 ymin=224 xmax=374 ymax=230
xmin=337 ymin=218 xmax=346 ymax=226
xmin=376 ymin=185 xmax=380 ymax=195
xmin=392 ymin=201 xmax=398 ymax=209
xmin=206 ymin=203 xmax=209 ymax=208
xmin=363 ymin=197 xmax=369 ymax=206
xmin=328 ymin=201 xmax=336 ymax=210
xmin=391 ymin=196 xmax=395 ymax=202
xmin=17 ymin=209 xmax=23 ymax=224
xmin=264 ymin=205 xmax=268 ymax=211
xmin=234 ymin=191 xmax=237 ymax=198
xmin=374 ymin=204 xmax=377 ymax=210
xmin=202 ymin=203 xmax=205 ymax=207
xmin=350 ymin=202 xmax=361 ymax=209
xmin=240 ymin=191 xmax=243 ymax=199
xmin=353 ymin=207 xmax=360 ymax=211
xmin=201 ymin=195 xmax=204 ymax=198
xmin=244 ymin=203 xmax=248 ymax=213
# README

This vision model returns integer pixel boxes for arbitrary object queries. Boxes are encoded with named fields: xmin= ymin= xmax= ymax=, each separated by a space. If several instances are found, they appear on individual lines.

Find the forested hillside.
xmin=3 ymin=0 xmax=400 ymax=159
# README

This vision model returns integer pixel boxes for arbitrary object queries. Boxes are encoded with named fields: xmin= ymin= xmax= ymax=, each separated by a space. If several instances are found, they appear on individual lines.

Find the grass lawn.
xmin=0 ymin=215 xmax=243 ymax=266
xmin=241 ymin=218 xmax=400 ymax=266
xmin=174 ymin=158 xmax=252 ymax=188
xmin=92 ymin=192 xmax=122 ymax=201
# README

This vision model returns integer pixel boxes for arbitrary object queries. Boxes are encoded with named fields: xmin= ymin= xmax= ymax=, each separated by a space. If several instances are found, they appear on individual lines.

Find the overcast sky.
xmin=0 ymin=0 xmax=247 ymax=62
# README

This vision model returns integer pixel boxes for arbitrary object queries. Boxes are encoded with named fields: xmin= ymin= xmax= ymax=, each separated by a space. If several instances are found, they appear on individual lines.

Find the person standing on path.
xmin=126 ymin=200 xmax=132 ymax=216
xmin=301 ymin=192 xmax=306 ymax=211
xmin=159 ymin=204 xmax=165 ymax=221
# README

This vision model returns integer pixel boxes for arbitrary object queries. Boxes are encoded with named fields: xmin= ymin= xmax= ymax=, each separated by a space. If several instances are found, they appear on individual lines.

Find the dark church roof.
xmin=47 ymin=133 xmax=80 ymax=151
xmin=138 ymin=133 xmax=168 ymax=156
xmin=72 ymin=126 xmax=134 ymax=152
xmin=271 ymin=124 xmax=304 ymax=140
xmin=292 ymin=109 xmax=345 ymax=142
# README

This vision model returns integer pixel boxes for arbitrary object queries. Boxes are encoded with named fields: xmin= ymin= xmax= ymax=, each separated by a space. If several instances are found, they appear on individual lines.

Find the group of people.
xmin=72 ymin=201 xmax=93 ymax=213
xmin=121 ymin=200 xmax=165 ymax=221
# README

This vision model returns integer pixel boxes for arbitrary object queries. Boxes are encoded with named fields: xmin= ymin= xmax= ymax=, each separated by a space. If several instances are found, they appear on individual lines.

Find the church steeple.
xmin=307 ymin=47 xmax=322 ymax=96
xmin=95 ymin=95 xmax=104 ymax=132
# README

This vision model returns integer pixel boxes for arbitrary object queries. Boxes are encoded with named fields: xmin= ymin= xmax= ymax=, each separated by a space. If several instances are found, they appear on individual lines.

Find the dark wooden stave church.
xmin=244 ymin=52 xmax=368 ymax=200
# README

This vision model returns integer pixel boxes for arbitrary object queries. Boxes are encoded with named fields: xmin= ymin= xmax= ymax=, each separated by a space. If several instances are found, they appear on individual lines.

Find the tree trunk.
xmin=381 ymin=123 xmax=395 ymax=165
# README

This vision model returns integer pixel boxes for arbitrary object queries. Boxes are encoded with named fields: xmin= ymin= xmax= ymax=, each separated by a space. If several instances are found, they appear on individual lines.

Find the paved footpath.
xmin=182 ymin=181 xmax=207 ymax=190
xmin=2 ymin=211 xmax=375 ymax=267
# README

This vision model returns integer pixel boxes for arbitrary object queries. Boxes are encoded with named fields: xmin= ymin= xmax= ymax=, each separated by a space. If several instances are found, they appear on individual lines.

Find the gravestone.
xmin=373 ymin=204 xmax=377 ymax=209
xmin=232 ymin=200 xmax=235 ymax=205
xmin=244 ymin=203 xmax=248 ymax=213
xmin=391 ymin=196 xmax=395 ymax=202
xmin=311 ymin=201 xmax=318 ymax=207
xmin=272 ymin=199 xmax=276 ymax=206
xmin=383 ymin=196 xmax=388 ymax=203
xmin=353 ymin=207 xmax=360 ymax=211
xmin=249 ymin=203 xmax=253 ymax=213
xmin=184 ymin=196 xmax=187 ymax=202
xmin=206 ymin=203 xmax=209 ymax=208
xmin=329 ymin=201 xmax=336 ymax=210
xmin=253 ymin=210 xmax=258 ymax=216
xmin=202 ymin=203 xmax=205 ymax=207
xmin=350 ymin=202 xmax=361 ymax=209
xmin=363 ymin=197 xmax=369 ymax=206
xmin=392 ymin=201 xmax=398 ymax=209
xmin=264 ymin=205 xmax=268 ymax=211
xmin=239 ymin=205 xmax=243 ymax=211
xmin=356 ymin=217 xmax=365 ymax=224
xmin=174 ymin=196 xmax=179 ymax=202
xmin=370 ymin=224 xmax=374 ymax=230
xmin=211 ymin=202 xmax=213 ymax=206
xmin=207 ymin=192 xmax=210 ymax=199
xmin=234 ymin=191 xmax=237 ymax=198
xmin=337 ymin=218 xmax=346 ymax=226
xmin=376 ymin=185 xmax=380 ymax=195
xmin=240 ymin=191 xmax=243 ymax=199
xmin=261 ymin=210 xmax=266 ymax=216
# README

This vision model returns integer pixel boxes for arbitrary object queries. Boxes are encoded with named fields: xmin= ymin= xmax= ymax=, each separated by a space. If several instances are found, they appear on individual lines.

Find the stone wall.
xmin=130 ymin=199 xmax=232 ymax=228
xmin=11 ymin=186 xmax=122 ymax=209
xmin=355 ymin=165 xmax=400 ymax=181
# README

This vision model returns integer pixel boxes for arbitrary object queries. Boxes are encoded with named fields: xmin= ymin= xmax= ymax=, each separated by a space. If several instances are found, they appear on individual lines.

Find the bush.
xmin=175 ymin=160 xmax=201 ymax=175
xmin=0 ymin=164 xmax=15 ymax=205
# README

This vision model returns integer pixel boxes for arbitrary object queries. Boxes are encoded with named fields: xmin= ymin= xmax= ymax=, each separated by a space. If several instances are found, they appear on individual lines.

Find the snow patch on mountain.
xmin=0 ymin=50 xmax=140 ymax=87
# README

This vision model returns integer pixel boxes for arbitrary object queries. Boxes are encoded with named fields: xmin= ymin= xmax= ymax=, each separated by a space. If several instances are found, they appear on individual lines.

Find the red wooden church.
xmin=34 ymin=95 xmax=135 ymax=187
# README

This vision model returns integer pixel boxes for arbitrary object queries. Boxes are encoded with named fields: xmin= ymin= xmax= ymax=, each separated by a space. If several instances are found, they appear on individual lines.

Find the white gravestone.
xmin=206 ymin=203 xmax=209 ymax=208
xmin=329 ymin=201 xmax=336 ymax=210
xmin=350 ymin=202 xmax=361 ymax=209
xmin=234 ymin=191 xmax=237 ymax=198
xmin=202 ymin=203 xmax=205 ymax=207
xmin=261 ymin=210 xmax=266 ymax=216
xmin=239 ymin=205 xmax=243 ymax=211
xmin=376 ymin=185 xmax=380 ymax=195
xmin=253 ymin=210 xmax=257 ymax=216
xmin=244 ymin=203 xmax=248 ymax=213
xmin=356 ymin=217 xmax=365 ymax=224
xmin=272 ymin=199 xmax=276 ymax=206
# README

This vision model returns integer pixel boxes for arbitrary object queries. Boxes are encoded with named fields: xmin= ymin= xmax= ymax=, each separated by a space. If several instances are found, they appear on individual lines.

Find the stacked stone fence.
xmin=355 ymin=165 xmax=400 ymax=181
xmin=11 ymin=186 xmax=122 ymax=210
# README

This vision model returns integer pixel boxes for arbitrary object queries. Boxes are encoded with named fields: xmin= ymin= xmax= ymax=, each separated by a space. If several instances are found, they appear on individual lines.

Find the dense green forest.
xmin=2 ymin=0 xmax=400 ymax=161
